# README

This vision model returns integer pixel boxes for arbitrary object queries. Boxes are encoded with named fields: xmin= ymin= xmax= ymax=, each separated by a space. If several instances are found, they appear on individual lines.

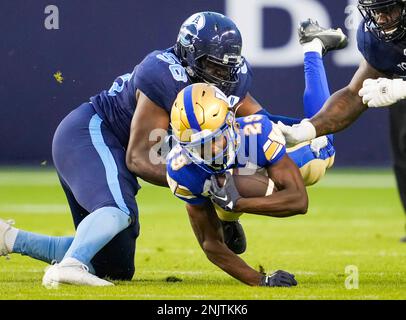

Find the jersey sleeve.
xmin=133 ymin=51 xmax=183 ymax=113
xmin=259 ymin=117 xmax=287 ymax=166
xmin=356 ymin=21 xmax=384 ymax=73
xmin=166 ymin=147 xmax=209 ymax=205
xmin=356 ymin=22 xmax=367 ymax=59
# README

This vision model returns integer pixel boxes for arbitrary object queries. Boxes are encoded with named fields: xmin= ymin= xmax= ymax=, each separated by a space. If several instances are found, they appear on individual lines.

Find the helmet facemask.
xmin=358 ymin=0 xmax=406 ymax=41
xmin=181 ymin=112 xmax=240 ymax=174
xmin=193 ymin=55 xmax=243 ymax=96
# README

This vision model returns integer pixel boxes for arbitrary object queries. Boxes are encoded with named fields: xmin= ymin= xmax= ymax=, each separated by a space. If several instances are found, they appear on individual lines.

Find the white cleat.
xmin=0 ymin=218 xmax=14 ymax=257
xmin=42 ymin=257 xmax=114 ymax=288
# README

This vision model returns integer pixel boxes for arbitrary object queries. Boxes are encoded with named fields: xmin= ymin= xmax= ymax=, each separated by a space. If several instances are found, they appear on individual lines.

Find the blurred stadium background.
xmin=1 ymin=0 xmax=405 ymax=300
xmin=0 ymin=0 xmax=390 ymax=167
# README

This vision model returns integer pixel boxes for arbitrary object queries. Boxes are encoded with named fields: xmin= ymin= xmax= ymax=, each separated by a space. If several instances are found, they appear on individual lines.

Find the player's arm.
xmin=278 ymin=59 xmax=384 ymax=144
xmin=126 ymin=90 xmax=169 ymax=187
xmin=186 ymin=200 xmax=297 ymax=287
xmin=233 ymin=93 xmax=261 ymax=116
xmin=310 ymin=58 xmax=384 ymax=136
xmin=210 ymin=154 xmax=307 ymax=217
xmin=235 ymin=155 xmax=308 ymax=217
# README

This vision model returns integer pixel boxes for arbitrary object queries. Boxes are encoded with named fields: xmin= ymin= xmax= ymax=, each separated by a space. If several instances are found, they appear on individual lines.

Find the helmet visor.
xmin=194 ymin=56 xmax=242 ymax=90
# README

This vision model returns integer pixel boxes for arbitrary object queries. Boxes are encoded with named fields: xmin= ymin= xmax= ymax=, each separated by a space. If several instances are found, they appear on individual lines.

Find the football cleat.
xmin=0 ymin=218 xmax=15 ymax=257
xmin=42 ymin=257 xmax=114 ymax=288
xmin=221 ymin=220 xmax=247 ymax=254
xmin=298 ymin=19 xmax=348 ymax=55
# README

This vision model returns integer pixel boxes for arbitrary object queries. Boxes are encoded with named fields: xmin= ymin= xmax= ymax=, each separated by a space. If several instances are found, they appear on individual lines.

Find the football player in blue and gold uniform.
xmin=166 ymin=73 xmax=337 ymax=286
xmin=167 ymin=83 xmax=307 ymax=286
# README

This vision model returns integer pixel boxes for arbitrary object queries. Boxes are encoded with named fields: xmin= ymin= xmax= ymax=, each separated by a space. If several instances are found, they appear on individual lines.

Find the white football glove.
xmin=309 ymin=136 xmax=328 ymax=157
xmin=358 ymin=78 xmax=406 ymax=108
xmin=277 ymin=119 xmax=316 ymax=147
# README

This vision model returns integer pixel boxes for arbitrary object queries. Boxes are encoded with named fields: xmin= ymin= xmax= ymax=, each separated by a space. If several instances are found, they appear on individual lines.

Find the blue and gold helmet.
xmin=171 ymin=83 xmax=240 ymax=174
xmin=358 ymin=0 xmax=406 ymax=41
xmin=174 ymin=12 xmax=244 ymax=96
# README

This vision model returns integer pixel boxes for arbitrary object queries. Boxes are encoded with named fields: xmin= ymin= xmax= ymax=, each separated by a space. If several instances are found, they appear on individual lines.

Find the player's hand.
xmin=260 ymin=270 xmax=297 ymax=287
xmin=310 ymin=136 xmax=328 ymax=157
xmin=209 ymin=172 xmax=241 ymax=212
xmin=359 ymin=78 xmax=406 ymax=108
xmin=277 ymin=119 xmax=317 ymax=147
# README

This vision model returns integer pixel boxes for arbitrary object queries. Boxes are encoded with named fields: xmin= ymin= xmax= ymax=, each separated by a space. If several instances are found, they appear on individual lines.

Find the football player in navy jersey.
xmin=0 ymin=12 xmax=346 ymax=286
xmin=278 ymin=0 xmax=406 ymax=242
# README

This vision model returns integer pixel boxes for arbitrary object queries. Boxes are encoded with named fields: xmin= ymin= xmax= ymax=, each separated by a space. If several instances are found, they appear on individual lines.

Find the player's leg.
xmin=257 ymin=20 xmax=346 ymax=128
xmin=389 ymin=101 xmax=406 ymax=242
xmin=214 ymin=204 xmax=246 ymax=255
xmin=286 ymin=19 xmax=347 ymax=185
xmin=0 ymin=218 xmax=73 ymax=262
xmin=0 ymin=176 xmax=82 ymax=263
xmin=90 ymin=218 xmax=139 ymax=280
xmin=43 ymin=102 xmax=140 ymax=286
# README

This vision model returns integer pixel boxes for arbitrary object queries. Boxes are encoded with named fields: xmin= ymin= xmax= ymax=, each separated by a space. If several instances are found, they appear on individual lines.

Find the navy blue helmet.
xmin=358 ymin=0 xmax=406 ymax=41
xmin=174 ymin=12 xmax=244 ymax=95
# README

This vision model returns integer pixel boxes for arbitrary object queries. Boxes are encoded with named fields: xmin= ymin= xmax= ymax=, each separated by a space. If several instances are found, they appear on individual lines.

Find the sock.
xmin=5 ymin=226 xmax=18 ymax=252
xmin=63 ymin=207 xmax=131 ymax=266
xmin=303 ymin=50 xmax=334 ymax=142
xmin=12 ymin=231 xmax=74 ymax=263
xmin=302 ymin=38 xmax=323 ymax=57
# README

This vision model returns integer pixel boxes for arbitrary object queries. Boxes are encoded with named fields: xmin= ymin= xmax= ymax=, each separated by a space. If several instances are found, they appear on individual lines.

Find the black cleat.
xmin=298 ymin=19 xmax=348 ymax=55
xmin=400 ymin=235 xmax=406 ymax=243
xmin=221 ymin=220 xmax=247 ymax=254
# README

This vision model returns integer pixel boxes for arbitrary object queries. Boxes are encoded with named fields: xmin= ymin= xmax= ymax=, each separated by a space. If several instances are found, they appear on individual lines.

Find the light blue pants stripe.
xmin=88 ymin=114 xmax=130 ymax=215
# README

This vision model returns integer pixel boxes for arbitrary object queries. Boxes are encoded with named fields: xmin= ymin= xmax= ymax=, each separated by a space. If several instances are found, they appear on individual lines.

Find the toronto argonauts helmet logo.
xmin=178 ymin=13 xmax=206 ymax=46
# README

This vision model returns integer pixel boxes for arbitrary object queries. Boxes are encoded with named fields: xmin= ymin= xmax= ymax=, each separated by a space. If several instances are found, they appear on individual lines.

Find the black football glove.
xmin=209 ymin=172 xmax=241 ymax=212
xmin=260 ymin=270 xmax=297 ymax=287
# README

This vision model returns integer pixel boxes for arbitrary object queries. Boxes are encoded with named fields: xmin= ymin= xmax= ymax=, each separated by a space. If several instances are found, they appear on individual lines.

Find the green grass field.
xmin=0 ymin=167 xmax=405 ymax=300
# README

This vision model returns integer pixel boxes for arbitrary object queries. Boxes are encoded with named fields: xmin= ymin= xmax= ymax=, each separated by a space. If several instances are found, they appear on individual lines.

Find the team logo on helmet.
xmin=184 ymin=13 xmax=206 ymax=31
xmin=178 ymin=13 xmax=206 ymax=46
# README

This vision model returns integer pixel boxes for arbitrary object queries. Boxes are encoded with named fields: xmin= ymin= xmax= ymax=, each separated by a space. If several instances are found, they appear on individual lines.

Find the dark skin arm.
xmin=310 ymin=58 xmax=385 ymax=136
xmin=233 ymin=92 xmax=262 ymax=117
xmin=234 ymin=154 xmax=308 ymax=217
xmin=126 ymin=90 xmax=169 ymax=187
xmin=187 ymin=200 xmax=263 ymax=286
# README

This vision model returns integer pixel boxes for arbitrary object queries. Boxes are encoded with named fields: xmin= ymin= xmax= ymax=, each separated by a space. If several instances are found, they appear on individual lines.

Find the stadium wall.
xmin=0 ymin=0 xmax=392 ymax=166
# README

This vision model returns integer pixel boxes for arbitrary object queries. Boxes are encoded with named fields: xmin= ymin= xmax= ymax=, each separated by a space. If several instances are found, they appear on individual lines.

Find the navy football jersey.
xmin=357 ymin=21 xmax=406 ymax=78
xmin=166 ymin=115 xmax=286 ymax=205
xmin=90 ymin=47 xmax=253 ymax=148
